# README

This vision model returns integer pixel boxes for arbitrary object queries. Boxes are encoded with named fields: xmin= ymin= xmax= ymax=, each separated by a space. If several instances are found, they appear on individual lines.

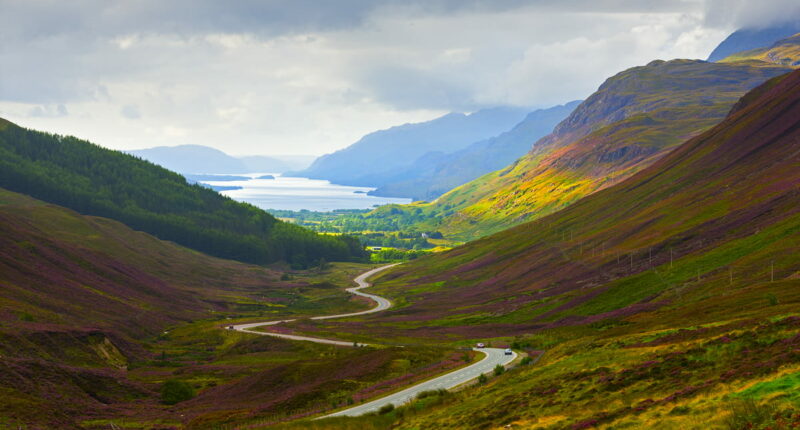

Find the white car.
xmin=504 ymin=348 xmax=513 ymax=355
xmin=476 ymin=342 xmax=485 ymax=348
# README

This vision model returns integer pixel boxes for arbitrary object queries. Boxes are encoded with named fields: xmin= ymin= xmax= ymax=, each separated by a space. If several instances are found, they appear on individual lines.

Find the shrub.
xmin=478 ymin=373 xmax=488 ymax=384
xmin=766 ymin=293 xmax=779 ymax=306
xmin=416 ymin=389 xmax=448 ymax=400
xmin=161 ymin=379 xmax=195 ymax=405
xmin=520 ymin=356 xmax=533 ymax=365
xmin=494 ymin=364 xmax=505 ymax=376
xmin=378 ymin=403 xmax=395 ymax=415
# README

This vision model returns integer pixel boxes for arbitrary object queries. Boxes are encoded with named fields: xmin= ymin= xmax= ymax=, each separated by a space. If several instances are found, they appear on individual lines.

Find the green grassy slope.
xmin=289 ymin=64 xmax=800 ymax=430
xmin=0 ymin=118 xmax=365 ymax=266
xmin=720 ymin=32 xmax=800 ymax=66
xmin=357 ymin=58 xmax=793 ymax=243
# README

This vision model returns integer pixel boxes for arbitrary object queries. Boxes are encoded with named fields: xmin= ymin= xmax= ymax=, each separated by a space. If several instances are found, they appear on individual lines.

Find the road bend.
xmin=230 ymin=263 xmax=517 ymax=417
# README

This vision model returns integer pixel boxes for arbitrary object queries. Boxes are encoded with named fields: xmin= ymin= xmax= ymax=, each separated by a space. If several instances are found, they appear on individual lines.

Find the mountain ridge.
xmin=292 ymin=106 xmax=532 ymax=188
xmin=367 ymin=101 xmax=581 ymax=201
xmin=707 ymin=22 xmax=800 ymax=62
xmin=358 ymin=57 xmax=793 ymax=242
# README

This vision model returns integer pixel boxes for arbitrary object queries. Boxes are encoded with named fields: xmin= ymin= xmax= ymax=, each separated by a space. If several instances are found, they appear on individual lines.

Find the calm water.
xmin=202 ymin=174 xmax=411 ymax=212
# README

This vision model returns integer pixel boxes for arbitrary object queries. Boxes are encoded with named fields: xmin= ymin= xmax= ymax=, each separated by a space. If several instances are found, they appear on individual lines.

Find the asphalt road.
xmin=230 ymin=264 xmax=517 ymax=417
xmin=324 ymin=346 xmax=516 ymax=418
xmin=231 ymin=264 xmax=399 ymax=346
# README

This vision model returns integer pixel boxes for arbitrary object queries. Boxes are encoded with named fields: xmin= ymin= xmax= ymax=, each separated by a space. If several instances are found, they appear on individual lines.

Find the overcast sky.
xmin=1 ymin=0 xmax=799 ymax=156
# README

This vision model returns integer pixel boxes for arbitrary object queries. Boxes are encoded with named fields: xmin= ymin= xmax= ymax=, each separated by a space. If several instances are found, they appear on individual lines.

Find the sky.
xmin=1 ymin=0 xmax=799 ymax=156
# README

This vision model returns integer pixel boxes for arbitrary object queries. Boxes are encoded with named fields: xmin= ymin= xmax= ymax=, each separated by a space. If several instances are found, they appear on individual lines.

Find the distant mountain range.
xmin=291 ymin=106 xmax=534 ymax=191
xmin=362 ymin=56 xmax=794 ymax=241
xmin=368 ymin=101 xmax=581 ymax=201
xmin=365 ymin=67 xmax=800 ymax=335
xmin=127 ymin=145 xmax=315 ymax=174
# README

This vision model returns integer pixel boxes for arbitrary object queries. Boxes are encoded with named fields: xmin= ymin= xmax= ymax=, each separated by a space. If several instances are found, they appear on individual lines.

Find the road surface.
xmin=325 ymin=346 xmax=516 ymax=418
xmin=231 ymin=264 xmax=398 ymax=346
xmin=230 ymin=264 xmax=517 ymax=417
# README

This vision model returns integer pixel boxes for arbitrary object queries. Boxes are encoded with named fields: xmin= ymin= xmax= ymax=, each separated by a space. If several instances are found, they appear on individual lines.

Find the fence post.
xmin=771 ymin=261 xmax=775 ymax=282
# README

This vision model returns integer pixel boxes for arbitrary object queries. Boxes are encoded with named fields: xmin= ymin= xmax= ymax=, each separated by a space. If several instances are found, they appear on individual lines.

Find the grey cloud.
xmin=358 ymin=65 xmax=479 ymax=111
xmin=121 ymin=104 xmax=141 ymax=119
xmin=1 ymin=0 xmax=698 ymax=43
xmin=704 ymin=0 xmax=800 ymax=29
xmin=28 ymin=104 xmax=69 ymax=117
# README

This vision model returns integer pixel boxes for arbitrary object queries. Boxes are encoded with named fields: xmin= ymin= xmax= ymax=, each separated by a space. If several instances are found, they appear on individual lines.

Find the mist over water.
xmin=203 ymin=174 xmax=411 ymax=211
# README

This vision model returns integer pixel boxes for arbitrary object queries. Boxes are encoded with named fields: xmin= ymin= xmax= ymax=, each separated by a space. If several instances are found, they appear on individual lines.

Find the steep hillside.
xmin=361 ymin=58 xmax=792 ymax=242
xmin=0 ymin=186 xmax=284 ymax=426
xmin=0 ymin=187 xmax=456 ymax=429
xmin=338 ymin=69 xmax=800 ymax=430
xmin=269 ymin=70 xmax=800 ymax=430
xmin=294 ymin=106 xmax=530 ymax=188
xmin=368 ymin=101 xmax=580 ymax=201
xmin=294 ymin=68 xmax=800 ymax=343
xmin=707 ymin=22 xmax=800 ymax=62
xmin=0 ymin=119 xmax=365 ymax=266
xmin=0 ymin=187 xmax=287 ymax=339
xmin=720 ymin=32 xmax=800 ymax=66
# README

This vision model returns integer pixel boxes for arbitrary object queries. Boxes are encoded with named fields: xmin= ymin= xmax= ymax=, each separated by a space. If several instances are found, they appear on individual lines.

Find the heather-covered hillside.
xmin=0 ymin=188 xmax=465 ymax=428
xmin=297 ymin=68 xmax=800 ymax=341
xmin=284 ymin=66 xmax=800 ymax=430
xmin=357 ymin=57 xmax=793 ymax=242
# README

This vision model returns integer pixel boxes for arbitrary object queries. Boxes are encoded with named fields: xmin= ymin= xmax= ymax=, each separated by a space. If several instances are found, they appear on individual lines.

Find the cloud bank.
xmin=0 ymin=0 xmax=794 ymax=155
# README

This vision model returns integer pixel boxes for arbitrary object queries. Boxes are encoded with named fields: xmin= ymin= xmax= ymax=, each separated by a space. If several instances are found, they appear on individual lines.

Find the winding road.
xmin=231 ymin=264 xmax=517 ymax=417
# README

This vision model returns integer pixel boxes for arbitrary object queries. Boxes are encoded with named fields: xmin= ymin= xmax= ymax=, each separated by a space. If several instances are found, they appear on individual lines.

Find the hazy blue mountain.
xmin=292 ymin=106 xmax=531 ymax=187
xmin=239 ymin=155 xmax=298 ymax=172
xmin=708 ymin=22 xmax=800 ymax=62
xmin=263 ymin=155 xmax=317 ymax=171
xmin=128 ymin=145 xmax=310 ymax=174
xmin=368 ymin=101 xmax=581 ymax=201
xmin=129 ymin=145 xmax=249 ymax=174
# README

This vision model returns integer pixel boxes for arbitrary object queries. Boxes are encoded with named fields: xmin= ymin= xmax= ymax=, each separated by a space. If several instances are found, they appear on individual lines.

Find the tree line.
xmin=0 ymin=121 xmax=366 ymax=266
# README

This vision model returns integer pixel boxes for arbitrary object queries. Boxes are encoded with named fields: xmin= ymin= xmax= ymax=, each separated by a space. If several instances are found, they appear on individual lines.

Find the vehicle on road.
xmin=227 ymin=325 xmax=234 ymax=330
xmin=476 ymin=342 xmax=485 ymax=348
xmin=504 ymin=348 xmax=513 ymax=355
